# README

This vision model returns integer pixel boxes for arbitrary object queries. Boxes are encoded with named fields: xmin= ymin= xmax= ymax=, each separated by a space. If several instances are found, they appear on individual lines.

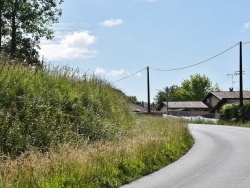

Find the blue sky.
xmin=39 ymin=0 xmax=250 ymax=102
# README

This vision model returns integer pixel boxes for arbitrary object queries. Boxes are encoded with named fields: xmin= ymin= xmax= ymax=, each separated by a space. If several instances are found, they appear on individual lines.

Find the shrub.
xmin=219 ymin=102 xmax=250 ymax=122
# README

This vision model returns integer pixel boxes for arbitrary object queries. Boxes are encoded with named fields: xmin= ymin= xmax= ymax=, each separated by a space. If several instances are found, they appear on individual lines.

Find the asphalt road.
xmin=120 ymin=124 xmax=250 ymax=188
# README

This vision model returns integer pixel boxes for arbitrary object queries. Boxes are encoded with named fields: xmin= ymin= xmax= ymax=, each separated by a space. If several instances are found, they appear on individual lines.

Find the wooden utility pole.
xmin=165 ymin=87 xmax=169 ymax=114
xmin=239 ymin=41 xmax=243 ymax=107
xmin=147 ymin=66 xmax=150 ymax=114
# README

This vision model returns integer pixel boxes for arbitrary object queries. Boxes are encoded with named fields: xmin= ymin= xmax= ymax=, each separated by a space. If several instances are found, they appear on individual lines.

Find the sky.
xmin=39 ymin=0 xmax=250 ymax=102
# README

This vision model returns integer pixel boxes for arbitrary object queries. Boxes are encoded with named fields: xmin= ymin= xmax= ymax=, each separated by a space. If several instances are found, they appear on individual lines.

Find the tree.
xmin=181 ymin=74 xmax=212 ymax=101
xmin=127 ymin=96 xmax=137 ymax=104
xmin=154 ymin=88 xmax=167 ymax=110
xmin=0 ymin=0 xmax=63 ymax=65
xmin=0 ymin=0 xmax=9 ymax=51
xmin=154 ymin=74 xmax=221 ymax=110
xmin=0 ymin=0 xmax=3 ymax=51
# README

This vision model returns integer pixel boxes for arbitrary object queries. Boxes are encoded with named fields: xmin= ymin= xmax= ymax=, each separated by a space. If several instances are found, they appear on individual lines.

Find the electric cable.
xmin=112 ymin=67 xmax=147 ymax=83
xmin=217 ymin=77 xmax=232 ymax=85
xmin=151 ymin=42 xmax=239 ymax=72
xmin=111 ymin=41 xmax=249 ymax=83
xmin=242 ymin=41 xmax=250 ymax=45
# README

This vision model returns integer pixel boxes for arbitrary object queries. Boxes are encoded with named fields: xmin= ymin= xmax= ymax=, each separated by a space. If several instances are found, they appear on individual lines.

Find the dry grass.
xmin=0 ymin=116 xmax=193 ymax=188
xmin=0 ymin=57 xmax=194 ymax=187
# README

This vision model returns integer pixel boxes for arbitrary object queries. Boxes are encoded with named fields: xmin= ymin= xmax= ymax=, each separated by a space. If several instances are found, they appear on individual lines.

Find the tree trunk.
xmin=0 ymin=1 xmax=3 ymax=52
xmin=11 ymin=0 xmax=18 ymax=57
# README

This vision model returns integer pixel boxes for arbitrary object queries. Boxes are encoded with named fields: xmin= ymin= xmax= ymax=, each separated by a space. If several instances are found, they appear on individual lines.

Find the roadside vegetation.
xmin=0 ymin=56 xmax=194 ymax=187
xmin=218 ymin=102 xmax=250 ymax=127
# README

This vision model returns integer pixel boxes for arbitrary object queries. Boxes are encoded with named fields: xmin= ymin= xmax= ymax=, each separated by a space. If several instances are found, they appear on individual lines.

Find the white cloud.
xmin=101 ymin=19 xmax=123 ymax=27
xmin=243 ymin=22 xmax=250 ymax=31
xmin=95 ymin=67 xmax=125 ymax=77
xmin=53 ymin=22 xmax=90 ymax=31
xmin=109 ymin=69 xmax=125 ymax=77
xmin=95 ymin=67 xmax=106 ymax=74
xmin=135 ymin=0 xmax=177 ymax=2
xmin=39 ymin=31 xmax=97 ymax=60
xmin=94 ymin=67 xmax=142 ymax=78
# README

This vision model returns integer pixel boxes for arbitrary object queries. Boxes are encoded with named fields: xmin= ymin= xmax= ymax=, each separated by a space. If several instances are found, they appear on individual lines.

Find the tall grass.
xmin=0 ymin=116 xmax=193 ymax=188
xmin=0 ymin=56 xmax=133 ymax=156
xmin=0 ymin=55 xmax=194 ymax=187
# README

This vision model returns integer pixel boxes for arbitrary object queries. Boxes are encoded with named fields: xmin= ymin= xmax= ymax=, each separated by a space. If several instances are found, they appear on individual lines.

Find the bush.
xmin=219 ymin=102 xmax=250 ymax=122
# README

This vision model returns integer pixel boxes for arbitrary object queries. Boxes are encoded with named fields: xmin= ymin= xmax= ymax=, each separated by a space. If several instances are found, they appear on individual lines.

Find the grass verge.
xmin=217 ymin=120 xmax=250 ymax=127
xmin=0 ymin=116 xmax=194 ymax=188
xmin=0 ymin=56 xmax=194 ymax=187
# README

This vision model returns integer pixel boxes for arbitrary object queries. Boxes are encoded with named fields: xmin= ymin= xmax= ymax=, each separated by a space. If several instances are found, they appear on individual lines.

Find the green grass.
xmin=0 ymin=56 xmax=194 ymax=187
xmin=0 ymin=116 xmax=193 ymax=188
xmin=0 ymin=57 xmax=133 ymax=156
xmin=218 ymin=120 xmax=250 ymax=127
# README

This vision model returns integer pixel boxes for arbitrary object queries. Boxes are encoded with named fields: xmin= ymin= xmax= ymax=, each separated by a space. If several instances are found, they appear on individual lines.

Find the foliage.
xmin=0 ymin=57 xmax=134 ymax=157
xmin=127 ymin=96 xmax=138 ymax=104
xmin=219 ymin=102 xmax=250 ymax=122
xmin=154 ymin=74 xmax=221 ymax=110
xmin=0 ymin=0 xmax=63 ymax=65
xmin=177 ymin=74 xmax=220 ymax=101
xmin=0 ymin=116 xmax=194 ymax=187
xmin=154 ymin=88 xmax=167 ymax=110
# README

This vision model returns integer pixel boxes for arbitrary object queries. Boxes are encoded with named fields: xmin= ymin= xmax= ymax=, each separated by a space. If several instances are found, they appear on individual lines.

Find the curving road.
xmin=121 ymin=124 xmax=250 ymax=188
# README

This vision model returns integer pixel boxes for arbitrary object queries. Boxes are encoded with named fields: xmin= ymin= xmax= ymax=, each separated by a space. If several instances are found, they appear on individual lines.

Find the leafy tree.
xmin=181 ymin=74 xmax=212 ymax=101
xmin=0 ymin=0 xmax=63 ymax=65
xmin=154 ymin=74 xmax=221 ymax=110
xmin=0 ymin=0 xmax=9 ymax=51
xmin=154 ymin=88 xmax=167 ymax=110
xmin=0 ymin=0 xmax=3 ymax=50
xmin=127 ymin=96 xmax=137 ymax=104
xmin=167 ymin=85 xmax=190 ymax=101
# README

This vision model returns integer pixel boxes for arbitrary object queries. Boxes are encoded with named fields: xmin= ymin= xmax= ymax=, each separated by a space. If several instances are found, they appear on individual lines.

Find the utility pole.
xmin=239 ymin=41 xmax=243 ymax=107
xmin=165 ymin=87 xmax=169 ymax=114
xmin=147 ymin=66 xmax=150 ymax=114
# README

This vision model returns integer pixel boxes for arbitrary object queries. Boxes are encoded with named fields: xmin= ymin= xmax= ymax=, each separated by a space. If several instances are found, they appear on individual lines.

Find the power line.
xmin=151 ymin=42 xmax=239 ymax=72
xmin=111 ymin=41 xmax=249 ymax=84
xmin=217 ymin=77 xmax=232 ymax=85
xmin=218 ymin=69 xmax=250 ymax=85
xmin=242 ymin=41 xmax=250 ymax=45
xmin=112 ymin=67 xmax=146 ymax=83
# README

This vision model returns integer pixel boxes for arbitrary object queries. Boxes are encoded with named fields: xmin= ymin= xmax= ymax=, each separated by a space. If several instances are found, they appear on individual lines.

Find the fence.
xmin=163 ymin=114 xmax=219 ymax=124
xmin=167 ymin=111 xmax=214 ymax=118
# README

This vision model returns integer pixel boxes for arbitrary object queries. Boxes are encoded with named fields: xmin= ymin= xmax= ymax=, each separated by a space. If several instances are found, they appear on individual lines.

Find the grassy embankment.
xmin=0 ymin=56 xmax=194 ymax=187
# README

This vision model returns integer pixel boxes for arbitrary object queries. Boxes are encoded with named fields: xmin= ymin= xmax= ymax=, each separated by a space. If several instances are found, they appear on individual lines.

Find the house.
xmin=129 ymin=103 xmax=147 ymax=113
xmin=129 ymin=101 xmax=157 ymax=114
xmin=202 ymin=91 xmax=250 ymax=118
xmin=161 ymin=101 xmax=210 ymax=117
xmin=160 ymin=91 xmax=250 ymax=118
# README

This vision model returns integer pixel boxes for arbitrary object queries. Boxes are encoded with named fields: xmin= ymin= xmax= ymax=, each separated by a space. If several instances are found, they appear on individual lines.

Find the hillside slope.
xmin=0 ymin=57 xmax=134 ymax=156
